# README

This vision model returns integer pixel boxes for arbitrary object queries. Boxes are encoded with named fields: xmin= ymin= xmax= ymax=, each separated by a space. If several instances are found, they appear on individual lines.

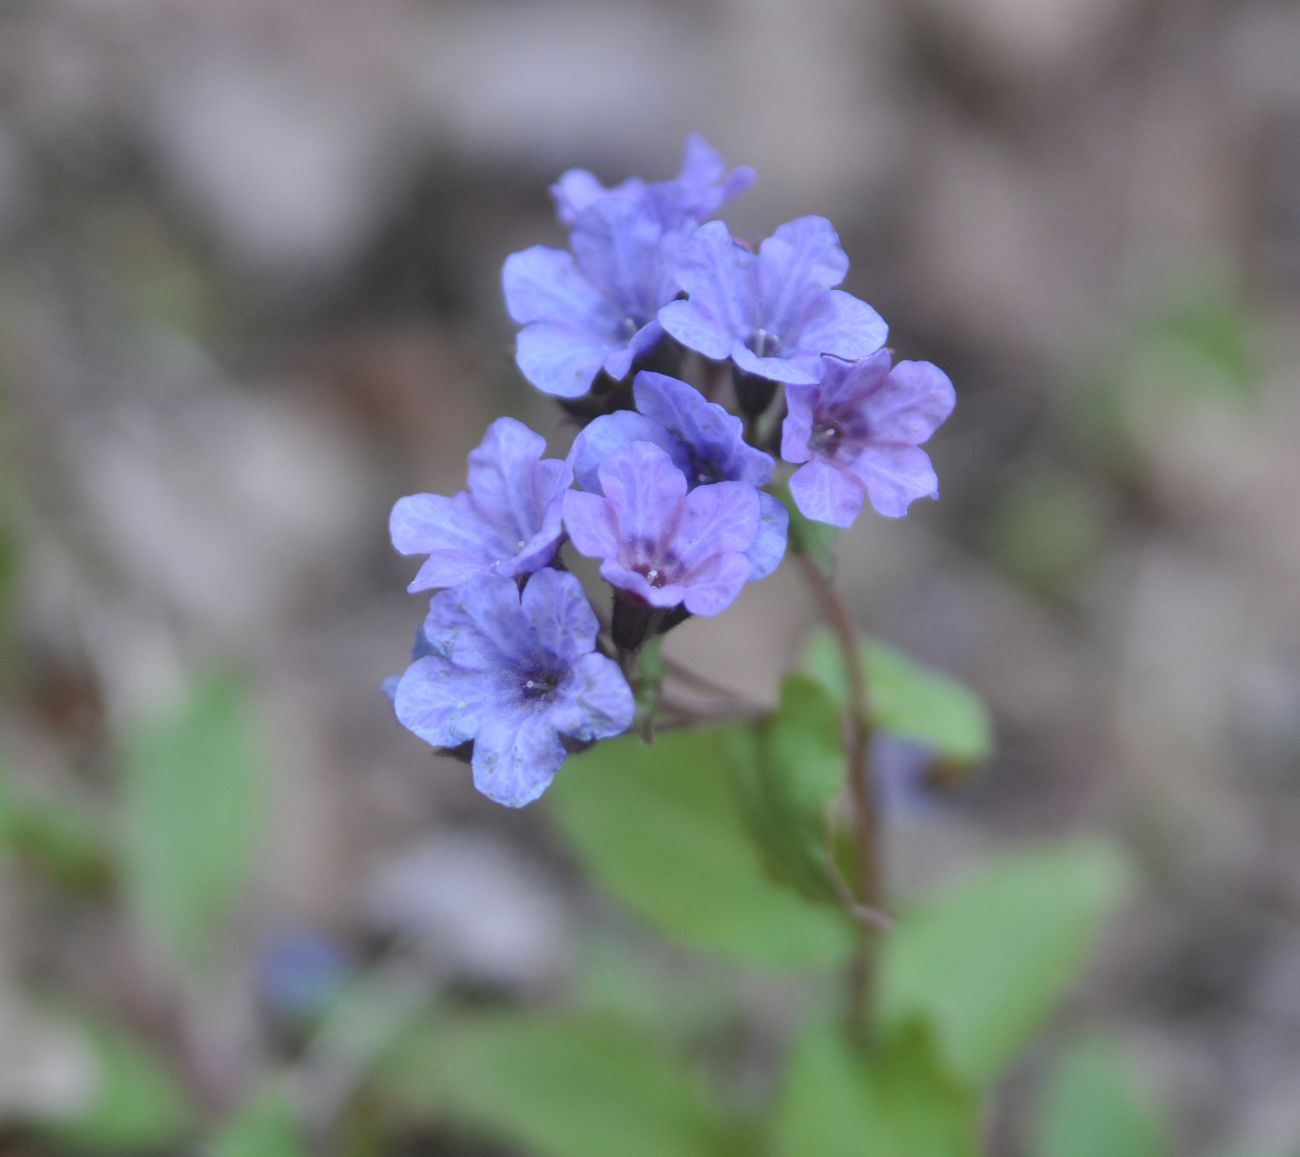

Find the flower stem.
xmin=797 ymin=555 xmax=884 ymax=1046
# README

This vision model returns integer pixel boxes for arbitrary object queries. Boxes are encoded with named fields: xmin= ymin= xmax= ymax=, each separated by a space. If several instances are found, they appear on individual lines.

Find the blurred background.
xmin=1 ymin=0 xmax=1298 ymax=1153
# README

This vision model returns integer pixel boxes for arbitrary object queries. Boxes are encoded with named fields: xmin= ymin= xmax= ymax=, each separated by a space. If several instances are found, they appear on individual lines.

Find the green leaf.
xmin=547 ymin=727 xmax=852 ymax=967
xmin=208 ymin=1087 xmax=305 ymax=1157
xmin=380 ymin=1014 xmax=737 ymax=1157
xmin=0 ymin=765 xmax=112 ymax=888
xmin=774 ymin=1018 xmax=981 ymax=1157
xmin=879 ymin=841 xmax=1133 ymax=1086
xmin=120 ymin=673 xmax=266 ymax=971
xmin=731 ymin=675 xmax=845 ymax=903
xmin=36 ymin=1013 xmax=196 ymax=1152
xmin=804 ymin=629 xmax=993 ymax=765
xmin=778 ymin=483 xmax=839 ymax=573
xmin=1031 ymin=1033 xmax=1172 ymax=1157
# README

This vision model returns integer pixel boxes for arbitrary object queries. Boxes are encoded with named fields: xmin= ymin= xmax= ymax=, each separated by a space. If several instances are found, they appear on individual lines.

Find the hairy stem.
xmin=798 ymin=555 xmax=884 ymax=1046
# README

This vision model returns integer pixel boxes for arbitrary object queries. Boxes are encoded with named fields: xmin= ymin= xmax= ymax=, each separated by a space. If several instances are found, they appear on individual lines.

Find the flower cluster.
xmin=387 ymin=136 xmax=955 ymax=805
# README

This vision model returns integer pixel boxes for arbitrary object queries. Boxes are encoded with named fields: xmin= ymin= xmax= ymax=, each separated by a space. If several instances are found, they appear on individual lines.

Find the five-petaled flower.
xmin=392 ymin=569 xmax=634 ymax=808
xmin=782 ymin=350 xmax=956 ymax=526
xmin=568 ymin=371 xmax=788 ymax=579
xmin=390 ymin=417 xmax=571 ymax=591
xmin=563 ymin=441 xmax=762 ymax=616
xmin=659 ymin=216 xmax=888 ymax=385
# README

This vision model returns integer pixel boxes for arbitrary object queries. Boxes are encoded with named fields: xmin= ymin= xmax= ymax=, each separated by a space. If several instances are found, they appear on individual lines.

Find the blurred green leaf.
xmin=208 ymin=1087 xmax=305 ymax=1157
xmin=0 ymin=766 xmax=112 ymax=888
xmin=778 ymin=483 xmax=839 ymax=574
xmin=547 ymin=727 xmax=852 ymax=967
xmin=1030 ymin=1033 xmax=1172 ymax=1157
xmin=879 ymin=841 xmax=1133 ymax=1087
xmin=804 ymin=629 xmax=993 ymax=764
xmin=121 ymin=673 xmax=265 ymax=971
xmin=984 ymin=471 xmax=1108 ymax=598
xmin=37 ymin=1013 xmax=196 ymax=1152
xmin=774 ymin=1018 xmax=981 ymax=1157
xmin=731 ymin=675 xmax=844 ymax=903
xmin=381 ymin=1014 xmax=737 ymax=1157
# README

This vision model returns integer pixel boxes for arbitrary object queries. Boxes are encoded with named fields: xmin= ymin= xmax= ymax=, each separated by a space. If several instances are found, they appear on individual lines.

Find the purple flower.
xmin=390 ymin=417 xmax=570 ymax=591
xmin=782 ymin=351 xmax=955 ymax=526
xmin=563 ymin=441 xmax=762 ymax=616
xmin=393 ymin=570 xmax=634 ymax=808
xmin=660 ymin=216 xmax=888 ymax=385
xmin=569 ymin=371 xmax=788 ymax=579
xmin=502 ymin=199 xmax=681 ymax=398
xmin=551 ymin=133 xmax=755 ymax=231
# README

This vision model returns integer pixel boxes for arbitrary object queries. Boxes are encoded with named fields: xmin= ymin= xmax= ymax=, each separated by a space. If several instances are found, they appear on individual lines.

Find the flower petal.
xmin=662 ymin=220 xmax=755 ymax=355
xmin=780 ymin=385 xmax=817 ymax=464
xmin=551 ymin=652 xmax=635 ymax=742
xmin=426 ymin=577 xmax=533 ymax=669
xmin=863 ymin=360 xmax=956 ymax=444
xmin=515 ymin=322 xmax=610 ymax=399
xmin=394 ymin=655 xmax=499 ymax=749
xmin=502 ymin=245 xmax=612 ymax=330
xmin=598 ymin=442 xmax=688 ymax=553
xmin=855 ymin=443 xmax=940 ymax=519
xmin=471 ymin=712 xmax=568 ymax=808
xmin=390 ymin=493 xmax=500 ymax=592
xmin=789 ymin=458 xmax=867 ymax=529
xmin=745 ymin=492 xmax=790 ymax=580
xmin=569 ymin=410 xmax=682 ymax=494
xmin=674 ymin=481 xmax=760 ymax=572
xmin=757 ymin=216 xmax=849 ymax=337
xmin=521 ymin=568 xmax=600 ymax=664
xmin=562 ymin=490 xmax=620 ymax=561
xmin=571 ymin=198 xmax=674 ymax=319
xmin=679 ymin=552 xmax=752 ymax=616
xmin=793 ymin=289 xmax=888 ymax=361
xmin=730 ymin=340 xmax=821 ymax=385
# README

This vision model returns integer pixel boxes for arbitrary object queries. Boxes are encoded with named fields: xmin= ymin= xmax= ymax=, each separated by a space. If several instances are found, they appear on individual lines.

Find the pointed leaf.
xmin=879 ymin=841 xmax=1133 ymax=1086
xmin=804 ymin=629 xmax=992 ymax=764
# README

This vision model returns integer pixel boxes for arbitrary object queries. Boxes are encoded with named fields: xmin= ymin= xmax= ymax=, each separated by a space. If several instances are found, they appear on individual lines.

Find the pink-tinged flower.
xmin=562 ymin=442 xmax=762 ymax=616
xmin=568 ymin=371 xmax=788 ymax=579
xmin=782 ymin=351 xmax=955 ymax=527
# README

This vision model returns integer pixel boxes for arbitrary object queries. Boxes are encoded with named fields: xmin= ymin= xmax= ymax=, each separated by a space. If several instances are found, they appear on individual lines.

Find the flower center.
xmin=520 ymin=670 xmax=562 ymax=701
xmin=810 ymin=422 xmax=842 ymax=455
xmin=635 ymin=563 xmax=669 ymax=588
xmin=746 ymin=327 xmax=781 ymax=358
xmin=619 ymin=316 xmax=642 ymax=340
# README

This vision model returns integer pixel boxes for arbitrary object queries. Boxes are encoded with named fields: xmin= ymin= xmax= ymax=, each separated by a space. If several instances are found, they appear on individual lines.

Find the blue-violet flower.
xmin=782 ymin=350 xmax=955 ymax=526
xmin=551 ymin=133 xmax=755 ymax=232
xmin=390 ymin=417 xmax=570 ymax=591
xmin=660 ymin=216 xmax=888 ymax=385
xmin=392 ymin=569 xmax=634 ymax=807
xmin=563 ymin=441 xmax=762 ymax=615
xmin=502 ymin=198 xmax=682 ymax=398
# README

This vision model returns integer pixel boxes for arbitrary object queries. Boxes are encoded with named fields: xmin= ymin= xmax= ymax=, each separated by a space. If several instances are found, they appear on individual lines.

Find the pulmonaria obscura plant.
xmin=386 ymin=135 xmax=955 ymax=808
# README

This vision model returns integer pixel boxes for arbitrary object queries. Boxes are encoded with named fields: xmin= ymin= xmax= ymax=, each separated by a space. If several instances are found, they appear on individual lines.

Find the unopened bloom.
xmin=782 ymin=351 xmax=955 ymax=526
xmin=503 ymin=199 xmax=680 ymax=398
xmin=660 ymin=216 xmax=888 ymax=385
xmin=393 ymin=570 xmax=634 ymax=808
xmin=551 ymin=133 xmax=755 ymax=231
xmin=390 ymin=417 xmax=570 ymax=591
xmin=563 ymin=441 xmax=762 ymax=615
xmin=569 ymin=371 xmax=787 ymax=578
